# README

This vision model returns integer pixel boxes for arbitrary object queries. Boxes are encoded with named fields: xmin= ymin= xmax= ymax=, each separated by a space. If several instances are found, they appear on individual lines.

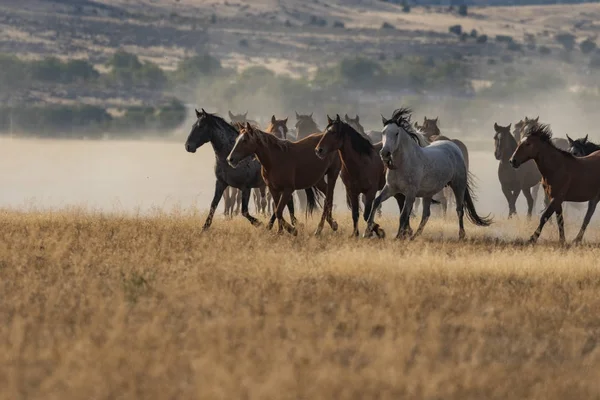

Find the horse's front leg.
xmin=349 ymin=190 xmax=361 ymax=237
xmin=411 ymin=197 xmax=432 ymax=240
xmin=529 ymin=198 xmax=559 ymax=243
xmin=364 ymin=185 xmax=393 ymax=238
xmin=203 ymin=180 xmax=228 ymax=231
xmin=555 ymin=203 xmax=565 ymax=243
xmin=276 ymin=189 xmax=297 ymax=235
xmin=397 ymin=194 xmax=415 ymax=239
xmin=267 ymin=188 xmax=281 ymax=230
xmin=241 ymin=188 xmax=261 ymax=227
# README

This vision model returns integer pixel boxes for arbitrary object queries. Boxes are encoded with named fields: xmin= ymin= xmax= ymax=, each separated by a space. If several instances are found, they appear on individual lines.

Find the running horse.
xmin=258 ymin=115 xmax=290 ymax=215
xmin=184 ymin=109 xmax=294 ymax=230
xmin=365 ymin=108 xmax=492 ymax=240
xmin=228 ymin=123 xmax=341 ymax=236
xmin=510 ymin=123 xmax=600 ymax=244
xmin=315 ymin=114 xmax=391 ymax=237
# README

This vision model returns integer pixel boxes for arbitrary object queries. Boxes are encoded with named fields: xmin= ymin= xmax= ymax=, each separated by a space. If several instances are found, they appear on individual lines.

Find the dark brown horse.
xmin=315 ymin=114 xmax=393 ymax=237
xmin=493 ymin=122 xmax=541 ymax=218
xmin=227 ymin=123 xmax=341 ymax=236
xmin=509 ymin=124 xmax=600 ymax=244
xmin=294 ymin=112 xmax=320 ymax=141
xmin=258 ymin=115 xmax=291 ymax=215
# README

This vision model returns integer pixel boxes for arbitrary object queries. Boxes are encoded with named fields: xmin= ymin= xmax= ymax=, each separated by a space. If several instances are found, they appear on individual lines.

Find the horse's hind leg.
xmin=501 ymin=185 xmax=517 ymax=218
xmin=234 ymin=189 xmax=243 ymax=216
xmin=204 ymin=180 xmax=228 ymax=231
xmin=241 ymin=188 xmax=261 ymax=227
xmin=529 ymin=198 xmax=559 ymax=243
xmin=223 ymin=187 xmax=231 ymax=217
xmin=411 ymin=197 xmax=432 ymax=240
xmin=451 ymin=183 xmax=467 ymax=239
xmin=364 ymin=185 xmax=394 ymax=238
xmin=349 ymin=191 xmax=361 ymax=237
xmin=397 ymin=194 xmax=415 ymax=239
xmin=523 ymin=187 xmax=535 ymax=219
xmin=555 ymin=203 xmax=565 ymax=243
xmin=531 ymin=182 xmax=540 ymax=214
xmin=573 ymin=199 xmax=598 ymax=244
xmin=267 ymin=189 xmax=281 ymax=230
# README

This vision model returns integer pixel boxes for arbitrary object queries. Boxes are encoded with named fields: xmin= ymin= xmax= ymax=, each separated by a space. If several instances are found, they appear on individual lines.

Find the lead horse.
xmin=365 ymin=108 xmax=492 ymax=240
xmin=184 ymin=109 xmax=294 ymax=230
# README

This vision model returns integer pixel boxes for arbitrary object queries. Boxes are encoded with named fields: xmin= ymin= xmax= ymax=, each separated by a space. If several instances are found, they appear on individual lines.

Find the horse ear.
xmin=195 ymin=108 xmax=201 ymax=118
xmin=344 ymin=113 xmax=350 ymax=121
xmin=243 ymin=111 xmax=248 ymax=119
xmin=535 ymin=116 xmax=539 ymax=122
xmin=567 ymin=134 xmax=574 ymax=145
xmin=355 ymin=115 xmax=359 ymax=122
xmin=228 ymin=111 xmax=234 ymax=119
xmin=414 ymin=121 xmax=419 ymax=128
xmin=245 ymin=122 xmax=252 ymax=131
xmin=381 ymin=114 xmax=388 ymax=126
xmin=336 ymin=114 xmax=341 ymax=122
xmin=585 ymin=134 xmax=589 ymax=142
xmin=201 ymin=108 xmax=206 ymax=115
xmin=295 ymin=111 xmax=300 ymax=119
xmin=434 ymin=117 xmax=438 ymax=123
xmin=494 ymin=122 xmax=499 ymax=130
xmin=283 ymin=117 xmax=288 ymax=125
xmin=309 ymin=112 xmax=313 ymax=118
xmin=508 ymin=123 xmax=511 ymax=130
xmin=271 ymin=115 xmax=276 ymax=124
xmin=423 ymin=116 xmax=427 ymax=123
xmin=327 ymin=115 xmax=333 ymax=124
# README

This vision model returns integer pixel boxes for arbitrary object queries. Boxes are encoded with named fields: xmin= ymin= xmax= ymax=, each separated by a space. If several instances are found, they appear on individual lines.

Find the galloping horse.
xmin=315 ymin=114 xmax=391 ymax=237
xmin=365 ymin=108 xmax=491 ymax=240
xmin=228 ymin=123 xmax=341 ymax=236
xmin=493 ymin=122 xmax=541 ymax=218
xmin=510 ymin=124 xmax=600 ymax=244
xmin=258 ymin=115 xmax=290 ymax=215
xmin=185 ymin=109 xmax=292 ymax=230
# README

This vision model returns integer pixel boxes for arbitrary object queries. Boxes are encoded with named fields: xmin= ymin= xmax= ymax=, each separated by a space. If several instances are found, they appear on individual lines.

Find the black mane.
xmin=390 ymin=107 xmax=413 ymax=123
xmin=570 ymin=137 xmax=600 ymax=156
xmin=525 ymin=123 xmax=574 ymax=158
xmin=337 ymin=121 xmax=374 ymax=155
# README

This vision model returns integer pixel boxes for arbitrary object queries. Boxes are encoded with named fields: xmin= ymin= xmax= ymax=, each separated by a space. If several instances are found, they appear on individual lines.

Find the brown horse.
xmin=494 ymin=122 xmax=541 ymax=218
xmin=227 ymin=123 xmax=341 ymax=236
xmin=509 ymin=123 xmax=600 ymax=244
xmin=316 ymin=114 xmax=395 ymax=237
xmin=294 ymin=112 xmax=320 ymax=141
xmin=257 ymin=115 xmax=290 ymax=215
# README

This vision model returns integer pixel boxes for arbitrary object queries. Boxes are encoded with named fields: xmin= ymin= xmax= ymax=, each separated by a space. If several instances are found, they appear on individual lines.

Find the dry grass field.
xmin=2 ymin=209 xmax=600 ymax=399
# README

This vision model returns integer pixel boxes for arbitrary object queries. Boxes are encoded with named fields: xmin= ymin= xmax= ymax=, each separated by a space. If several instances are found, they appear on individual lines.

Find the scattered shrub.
xmin=580 ymin=38 xmax=597 ymax=54
xmin=555 ymin=33 xmax=576 ymax=51
xmin=470 ymin=29 xmax=478 ymax=38
xmin=539 ymin=46 xmax=552 ymax=55
xmin=332 ymin=21 xmax=345 ymax=28
xmin=477 ymin=34 xmax=488 ymax=44
xmin=381 ymin=22 xmax=396 ymax=30
xmin=449 ymin=25 xmax=462 ymax=35
xmin=458 ymin=5 xmax=468 ymax=16
xmin=496 ymin=35 xmax=514 ymax=43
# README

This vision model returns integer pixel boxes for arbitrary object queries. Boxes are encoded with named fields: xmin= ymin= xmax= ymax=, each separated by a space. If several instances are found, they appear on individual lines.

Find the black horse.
xmin=185 ymin=109 xmax=295 ymax=230
xmin=567 ymin=134 xmax=600 ymax=157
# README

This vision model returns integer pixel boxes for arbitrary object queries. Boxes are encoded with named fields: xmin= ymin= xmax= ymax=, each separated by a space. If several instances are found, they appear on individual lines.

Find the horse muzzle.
xmin=227 ymin=156 xmax=239 ymax=168
xmin=185 ymin=143 xmax=196 ymax=153
xmin=509 ymin=157 xmax=520 ymax=168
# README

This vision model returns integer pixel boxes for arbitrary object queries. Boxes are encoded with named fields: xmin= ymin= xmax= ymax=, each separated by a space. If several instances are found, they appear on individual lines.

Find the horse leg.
xmin=397 ymin=194 xmax=415 ymax=239
xmin=412 ymin=197 xmax=420 ymax=218
xmin=203 ymin=180 xmax=228 ymax=231
xmin=364 ymin=185 xmax=393 ymax=238
xmin=235 ymin=189 xmax=242 ymax=216
xmin=573 ymin=200 xmax=598 ymax=244
xmin=522 ymin=187 xmax=534 ymax=219
xmin=223 ymin=187 xmax=231 ymax=217
xmin=276 ymin=189 xmax=296 ymax=235
xmin=362 ymin=191 xmax=377 ymax=237
xmin=324 ymin=172 xmax=339 ymax=232
xmin=267 ymin=189 xmax=281 ymax=230
xmin=529 ymin=198 xmax=559 ymax=243
xmin=555 ymin=203 xmax=565 ymax=244
xmin=411 ymin=197 xmax=432 ymax=240
xmin=288 ymin=195 xmax=297 ymax=227
xmin=241 ymin=188 xmax=261 ymax=227
xmin=531 ymin=182 xmax=540 ymax=214
xmin=349 ymin=190 xmax=360 ymax=237
xmin=501 ymin=185 xmax=516 ymax=218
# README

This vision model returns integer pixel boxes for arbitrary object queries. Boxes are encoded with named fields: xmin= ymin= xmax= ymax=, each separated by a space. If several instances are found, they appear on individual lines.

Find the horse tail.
xmin=304 ymin=187 xmax=324 ymax=217
xmin=464 ymin=173 xmax=493 ymax=226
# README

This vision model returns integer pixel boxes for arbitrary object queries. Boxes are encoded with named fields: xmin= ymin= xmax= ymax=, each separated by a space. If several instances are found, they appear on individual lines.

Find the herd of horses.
xmin=184 ymin=108 xmax=600 ymax=244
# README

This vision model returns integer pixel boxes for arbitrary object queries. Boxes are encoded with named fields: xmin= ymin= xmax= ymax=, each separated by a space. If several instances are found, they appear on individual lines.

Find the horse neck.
xmin=394 ymin=135 xmax=422 ymax=165
xmin=210 ymin=123 xmax=237 ymax=160
xmin=500 ymin=134 xmax=517 ymax=162
xmin=339 ymin=133 xmax=368 ymax=172
xmin=298 ymin=121 xmax=318 ymax=138
xmin=533 ymin=141 xmax=571 ymax=180
xmin=252 ymin=131 xmax=281 ymax=172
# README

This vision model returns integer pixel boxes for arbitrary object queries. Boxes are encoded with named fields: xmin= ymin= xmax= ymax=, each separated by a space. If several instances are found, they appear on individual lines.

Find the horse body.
xmin=365 ymin=108 xmax=491 ymax=240
xmin=228 ymin=124 xmax=340 ymax=236
xmin=316 ymin=115 xmax=387 ymax=237
xmin=510 ymin=124 xmax=600 ymax=244
xmin=494 ymin=122 xmax=541 ymax=217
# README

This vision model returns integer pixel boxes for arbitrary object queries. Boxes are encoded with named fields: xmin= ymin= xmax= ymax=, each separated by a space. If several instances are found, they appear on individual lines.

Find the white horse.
xmin=364 ymin=108 xmax=492 ymax=240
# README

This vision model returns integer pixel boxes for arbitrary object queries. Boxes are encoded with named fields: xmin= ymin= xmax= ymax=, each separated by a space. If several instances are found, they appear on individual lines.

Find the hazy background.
xmin=1 ymin=0 xmax=600 ymax=219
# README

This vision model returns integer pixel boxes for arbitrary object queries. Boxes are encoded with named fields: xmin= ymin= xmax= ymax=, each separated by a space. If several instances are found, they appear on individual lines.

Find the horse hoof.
xmin=375 ymin=227 xmax=385 ymax=239
xmin=331 ymin=221 xmax=339 ymax=231
xmin=527 ymin=237 xmax=537 ymax=244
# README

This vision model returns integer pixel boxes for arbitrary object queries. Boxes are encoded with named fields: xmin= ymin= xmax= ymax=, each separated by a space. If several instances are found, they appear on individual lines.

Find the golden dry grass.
xmin=1 ymin=208 xmax=600 ymax=399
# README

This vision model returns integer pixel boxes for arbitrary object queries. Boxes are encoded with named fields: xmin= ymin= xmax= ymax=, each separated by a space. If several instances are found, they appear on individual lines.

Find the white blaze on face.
xmin=278 ymin=126 xmax=285 ymax=138
xmin=519 ymin=136 xmax=529 ymax=145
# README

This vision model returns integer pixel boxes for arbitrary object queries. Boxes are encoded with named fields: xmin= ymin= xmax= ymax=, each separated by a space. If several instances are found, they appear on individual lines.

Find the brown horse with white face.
xmin=228 ymin=123 xmax=341 ymax=236
xmin=315 ymin=114 xmax=396 ymax=237
xmin=510 ymin=123 xmax=600 ymax=244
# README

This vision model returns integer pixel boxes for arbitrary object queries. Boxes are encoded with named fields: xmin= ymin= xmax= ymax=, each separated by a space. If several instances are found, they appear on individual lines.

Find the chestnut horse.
xmin=258 ymin=115 xmax=290 ymax=215
xmin=228 ymin=123 xmax=341 ymax=236
xmin=316 ymin=114 xmax=398 ymax=237
xmin=510 ymin=124 xmax=600 ymax=244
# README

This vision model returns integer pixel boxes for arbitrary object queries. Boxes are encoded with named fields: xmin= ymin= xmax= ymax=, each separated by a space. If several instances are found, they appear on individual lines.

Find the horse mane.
xmin=390 ymin=107 xmax=413 ymax=123
xmin=524 ymin=124 xmax=574 ymax=158
xmin=399 ymin=119 xmax=431 ymax=147
xmin=339 ymin=121 xmax=374 ymax=155
xmin=204 ymin=112 xmax=239 ymax=138
xmin=247 ymin=126 xmax=290 ymax=152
